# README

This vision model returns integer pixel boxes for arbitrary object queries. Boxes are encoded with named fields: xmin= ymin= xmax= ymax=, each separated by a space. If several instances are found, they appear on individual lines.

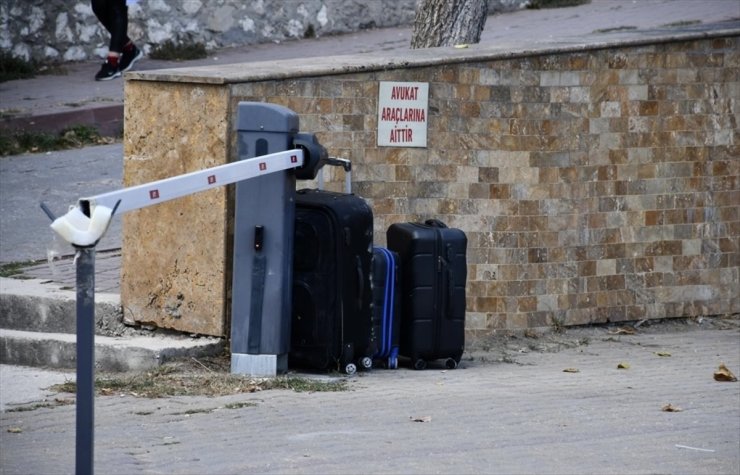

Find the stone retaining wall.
xmin=123 ymin=32 xmax=739 ymax=337
xmin=1 ymin=0 xmax=527 ymax=62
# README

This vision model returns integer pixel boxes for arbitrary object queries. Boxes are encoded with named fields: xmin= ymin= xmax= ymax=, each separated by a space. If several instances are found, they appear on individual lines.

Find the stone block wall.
xmin=124 ymin=33 xmax=738 ymax=337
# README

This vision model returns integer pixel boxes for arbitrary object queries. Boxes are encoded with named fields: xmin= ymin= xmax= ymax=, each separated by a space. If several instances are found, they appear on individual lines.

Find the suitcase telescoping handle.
xmin=425 ymin=218 xmax=448 ymax=228
xmin=317 ymin=157 xmax=352 ymax=194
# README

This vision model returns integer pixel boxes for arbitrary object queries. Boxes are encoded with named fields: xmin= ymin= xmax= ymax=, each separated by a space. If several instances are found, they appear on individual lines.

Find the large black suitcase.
xmin=289 ymin=169 xmax=374 ymax=375
xmin=371 ymin=247 xmax=401 ymax=369
xmin=386 ymin=219 xmax=467 ymax=370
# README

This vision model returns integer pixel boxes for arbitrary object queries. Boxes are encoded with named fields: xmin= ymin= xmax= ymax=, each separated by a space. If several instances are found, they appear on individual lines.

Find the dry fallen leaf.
xmin=656 ymin=351 xmax=672 ymax=357
xmin=7 ymin=427 xmax=22 ymax=433
xmin=662 ymin=403 xmax=682 ymax=412
xmin=609 ymin=327 xmax=636 ymax=335
xmin=409 ymin=415 xmax=432 ymax=423
xmin=563 ymin=368 xmax=580 ymax=373
xmin=617 ymin=362 xmax=630 ymax=369
xmin=713 ymin=363 xmax=737 ymax=382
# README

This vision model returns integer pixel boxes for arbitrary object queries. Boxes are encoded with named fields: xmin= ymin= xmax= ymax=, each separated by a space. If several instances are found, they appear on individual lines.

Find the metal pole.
xmin=75 ymin=246 xmax=95 ymax=475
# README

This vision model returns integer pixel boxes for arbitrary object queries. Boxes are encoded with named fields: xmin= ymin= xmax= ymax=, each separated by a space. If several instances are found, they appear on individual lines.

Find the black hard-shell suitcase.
xmin=289 ymin=161 xmax=374 ymax=374
xmin=386 ymin=219 xmax=467 ymax=370
xmin=371 ymin=247 xmax=401 ymax=369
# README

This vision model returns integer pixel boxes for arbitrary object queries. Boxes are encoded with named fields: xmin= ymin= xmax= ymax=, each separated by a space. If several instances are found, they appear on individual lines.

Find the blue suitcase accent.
xmin=371 ymin=247 xmax=401 ymax=369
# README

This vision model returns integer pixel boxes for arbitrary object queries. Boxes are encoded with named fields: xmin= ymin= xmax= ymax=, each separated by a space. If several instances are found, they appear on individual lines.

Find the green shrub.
xmin=527 ymin=0 xmax=591 ymax=9
xmin=0 ymin=51 xmax=36 ymax=82
xmin=0 ymin=51 xmax=66 ymax=83
xmin=149 ymin=40 xmax=208 ymax=61
xmin=0 ymin=125 xmax=116 ymax=156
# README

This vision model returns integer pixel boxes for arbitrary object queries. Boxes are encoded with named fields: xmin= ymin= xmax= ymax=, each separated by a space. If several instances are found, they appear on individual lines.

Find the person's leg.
xmin=106 ymin=0 xmax=129 ymax=54
xmin=91 ymin=0 xmax=131 ymax=53
xmin=93 ymin=0 xmax=140 ymax=80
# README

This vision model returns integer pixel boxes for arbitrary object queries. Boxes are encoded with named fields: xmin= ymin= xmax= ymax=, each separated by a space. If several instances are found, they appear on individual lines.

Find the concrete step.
xmin=0 ymin=328 xmax=225 ymax=372
xmin=0 ymin=277 xmax=226 ymax=372
xmin=0 ymin=278 xmax=122 ymax=335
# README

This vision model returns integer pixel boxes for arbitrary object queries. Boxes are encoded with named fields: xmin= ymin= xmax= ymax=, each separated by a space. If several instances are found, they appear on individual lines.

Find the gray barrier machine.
xmin=230 ymin=102 xmax=326 ymax=377
xmin=42 ymin=102 xmax=326 ymax=475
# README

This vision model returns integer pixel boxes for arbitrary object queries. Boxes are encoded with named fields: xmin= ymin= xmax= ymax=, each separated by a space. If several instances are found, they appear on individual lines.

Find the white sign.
xmin=377 ymin=81 xmax=429 ymax=148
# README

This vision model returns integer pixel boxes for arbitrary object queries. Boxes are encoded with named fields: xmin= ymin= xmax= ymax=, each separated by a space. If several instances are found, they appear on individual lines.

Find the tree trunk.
xmin=411 ymin=0 xmax=489 ymax=49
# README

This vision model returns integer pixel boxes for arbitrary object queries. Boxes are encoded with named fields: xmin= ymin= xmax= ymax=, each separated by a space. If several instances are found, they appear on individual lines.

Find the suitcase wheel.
xmin=413 ymin=359 xmax=427 ymax=371
xmin=445 ymin=358 xmax=458 ymax=370
xmin=344 ymin=363 xmax=357 ymax=375
xmin=388 ymin=356 xmax=398 ymax=369
xmin=359 ymin=356 xmax=373 ymax=371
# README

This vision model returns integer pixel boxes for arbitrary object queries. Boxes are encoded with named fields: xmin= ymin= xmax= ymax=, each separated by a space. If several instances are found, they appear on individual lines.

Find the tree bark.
xmin=411 ymin=0 xmax=489 ymax=49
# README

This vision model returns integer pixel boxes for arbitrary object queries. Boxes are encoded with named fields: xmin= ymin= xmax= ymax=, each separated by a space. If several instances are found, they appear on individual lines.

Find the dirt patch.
xmin=463 ymin=314 xmax=740 ymax=365
xmin=49 ymin=353 xmax=349 ymax=399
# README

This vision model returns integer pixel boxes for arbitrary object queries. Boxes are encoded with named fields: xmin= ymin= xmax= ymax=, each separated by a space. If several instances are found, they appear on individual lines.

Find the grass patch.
xmin=51 ymin=361 xmax=349 ymax=399
xmin=173 ymin=408 xmax=215 ymax=415
xmin=0 ymin=51 xmax=66 ymax=83
xmin=0 ymin=125 xmax=118 ymax=156
xmin=661 ymin=20 xmax=701 ymax=28
xmin=224 ymin=401 xmax=258 ymax=410
xmin=0 ymin=109 xmax=22 ymax=119
xmin=527 ymin=0 xmax=591 ymax=9
xmin=593 ymin=26 xmax=638 ymax=34
xmin=6 ymin=398 xmax=74 ymax=412
xmin=261 ymin=376 xmax=349 ymax=393
xmin=0 ymin=259 xmax=44 ymax=277
xmin=149 ymin=40 xmax=208 ymax=61
xmin=551 ymin=315 xmax=566 ymax=334
xmin=0 ymin=52 xmax=36 ymax=82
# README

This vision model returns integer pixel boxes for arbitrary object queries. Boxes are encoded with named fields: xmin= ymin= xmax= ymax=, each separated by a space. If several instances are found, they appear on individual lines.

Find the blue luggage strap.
xmin=373 ymin=247 xmax=397 ymax=359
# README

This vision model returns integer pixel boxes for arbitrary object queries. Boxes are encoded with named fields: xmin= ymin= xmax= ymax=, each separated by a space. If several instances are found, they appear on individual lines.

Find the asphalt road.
xmin=0 ymin=144 xmax=123 ymax=264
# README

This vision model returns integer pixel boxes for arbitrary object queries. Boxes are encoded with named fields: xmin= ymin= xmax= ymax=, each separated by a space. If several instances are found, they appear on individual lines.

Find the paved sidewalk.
xmin=1 ymin=322 xmax=739 ymax=474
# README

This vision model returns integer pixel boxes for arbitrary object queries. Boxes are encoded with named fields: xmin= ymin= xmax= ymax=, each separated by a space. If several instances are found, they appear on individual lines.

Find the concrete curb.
xmin=0 ymin=105 xmax=123 ymax=136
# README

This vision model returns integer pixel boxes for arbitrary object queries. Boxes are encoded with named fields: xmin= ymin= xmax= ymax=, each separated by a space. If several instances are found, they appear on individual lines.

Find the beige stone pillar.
xmin=121 ymin=79 xmax=232 ymax=336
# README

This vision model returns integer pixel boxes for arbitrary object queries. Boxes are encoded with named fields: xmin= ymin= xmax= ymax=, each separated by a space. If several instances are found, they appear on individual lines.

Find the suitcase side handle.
xmin=444 ymin=243 xmax=455 ymax=318
xmin=355 ymin=255 xmax=365 ymax=311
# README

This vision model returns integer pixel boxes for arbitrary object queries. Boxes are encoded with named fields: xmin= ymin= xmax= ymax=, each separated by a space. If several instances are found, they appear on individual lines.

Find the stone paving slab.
xmin=1 ymin=324 xmax=738 ymax=475
xmin=11 ymin=249 xmax=122 ymax=294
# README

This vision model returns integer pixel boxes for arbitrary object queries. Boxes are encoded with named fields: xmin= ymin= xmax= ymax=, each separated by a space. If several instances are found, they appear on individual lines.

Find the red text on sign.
xmin=381 ymin=107 xmax=426 ymax=124
xmin=391 ymin=86 xmax=419 ymax=100
xmin=389 ymin=128 xmax=413 ymax=143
